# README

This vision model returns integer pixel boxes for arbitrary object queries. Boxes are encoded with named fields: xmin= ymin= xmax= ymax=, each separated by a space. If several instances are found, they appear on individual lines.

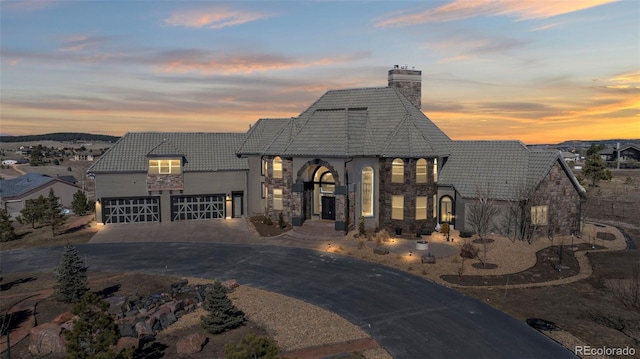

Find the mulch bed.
xmin=472 ymin=238 xmax=495 ymax=244
xmin=596 ymin=232 xmax=616 ymax=241
xmin=441 ymin=243 xmax=605 ymax=286
xmin=249 ymin=215 xmax=292 ymax=237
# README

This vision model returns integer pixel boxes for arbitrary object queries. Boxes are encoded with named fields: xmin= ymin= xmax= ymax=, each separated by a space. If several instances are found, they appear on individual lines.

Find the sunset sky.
xmin=1 ymin=0 xmax=638 ymax=144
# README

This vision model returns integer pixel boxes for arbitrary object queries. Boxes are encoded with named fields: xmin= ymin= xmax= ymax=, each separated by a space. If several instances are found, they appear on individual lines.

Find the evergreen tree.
xmin=65 ymin=292 xmax=121 ymax=359
xmin=201 ymin=281 xmax=245 ymax=334
xmin=0 ymin=208 xmax=17 ymax=242
xmin=582 ymin=154 xmax=611 ymax=187
xmin=224 ymin=334 xmax=282 ymax=359
xmin=71 ymin=190 xmax=92 ymax=215
xmin=54 ymin=244 xmax=88 ymax=303
xmin=17 ymin=196 xmax=47 ymax=228
xmin=43 ymin=188 xmax=66 ymax=236
xmin=29 ymin=145 xmax=45 ymax=166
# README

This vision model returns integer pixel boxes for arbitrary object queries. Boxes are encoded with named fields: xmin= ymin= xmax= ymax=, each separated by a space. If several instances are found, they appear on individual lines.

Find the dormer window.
xmin=149 ymin=159 xmax=181 ymax=175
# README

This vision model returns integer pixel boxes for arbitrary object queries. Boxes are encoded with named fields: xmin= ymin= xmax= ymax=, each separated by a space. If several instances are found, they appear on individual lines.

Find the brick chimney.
xmin=388 ymin=65 xmax=422 ymax=109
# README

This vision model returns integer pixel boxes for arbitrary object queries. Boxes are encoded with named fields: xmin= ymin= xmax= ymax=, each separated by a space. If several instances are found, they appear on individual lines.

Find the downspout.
xmin=344 ymin=157 xmax=353 ymax=234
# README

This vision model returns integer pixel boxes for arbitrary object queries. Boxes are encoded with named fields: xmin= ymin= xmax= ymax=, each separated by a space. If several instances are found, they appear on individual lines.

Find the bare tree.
xmin=466 ymin=185 xmax=501 ymax=266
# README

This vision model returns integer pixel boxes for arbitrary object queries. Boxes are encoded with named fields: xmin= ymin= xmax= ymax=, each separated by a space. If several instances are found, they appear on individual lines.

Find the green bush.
xmin=201 ymin=281 xmax=245 ymax=334
xmin=65 ymin=293 xmax=122 ymax=359
xmin=278 ymin=212 xmax=285 ymax=229
xmin=358 ymin=216 xmax=366 ymax=236
xmin=224 ymin=334 xmax=281 ymax=359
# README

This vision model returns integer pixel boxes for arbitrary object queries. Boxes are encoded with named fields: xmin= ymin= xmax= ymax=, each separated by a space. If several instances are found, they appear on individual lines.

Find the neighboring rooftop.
xmin=0 ymin=173 xmax=78 ymax=198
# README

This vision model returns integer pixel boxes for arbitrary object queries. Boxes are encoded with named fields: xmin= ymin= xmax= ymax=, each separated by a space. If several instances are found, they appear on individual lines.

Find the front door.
xmin=232 ymin=193 xmax=243 ymax=218
xmin=321 ymin=196 xmax=335 ymax=220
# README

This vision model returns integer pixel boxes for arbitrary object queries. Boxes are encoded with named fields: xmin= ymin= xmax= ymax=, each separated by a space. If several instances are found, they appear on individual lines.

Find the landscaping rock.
xmin=373 ymin=248 xmax=389 ymax=255
xmin=52 ymin=311 xmax=73 ymax=324
xmin=135 ymin=320 xmax=155 ymax=337
xmin=222 ymin=279 xmax=239 ymax=292
xmin=176 ymin=332 xmax=207 ymax=354
xmin=166 ymin=300 xmax=184 ymax=313
xmin=105 ymin=296 xmax=127 ymax=315
xmin=159 ymin=312 xmax=177 ymax=329
xmin=116 ymin=337 xmax=140 ymax=352
xmin=421 ymin=255 xmax=436 ymax=264
xmin=118 ymin=323 xmax=137 ymax=337
xmin=28 ymin=323 xmax=65 ymax=355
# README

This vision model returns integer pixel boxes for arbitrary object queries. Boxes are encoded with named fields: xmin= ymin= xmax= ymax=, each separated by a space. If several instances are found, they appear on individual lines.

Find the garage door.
xmin=171 ymin=195 xmax=225 ymax=221
xmin=102 ymin=197 xmax=160 ymax=224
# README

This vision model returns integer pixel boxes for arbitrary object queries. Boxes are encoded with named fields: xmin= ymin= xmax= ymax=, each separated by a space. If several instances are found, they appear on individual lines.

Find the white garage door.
xmin=171 ymin=195 xmax=225 ymax=221
xmin=102 ymin=197 xmax=160 ymax=224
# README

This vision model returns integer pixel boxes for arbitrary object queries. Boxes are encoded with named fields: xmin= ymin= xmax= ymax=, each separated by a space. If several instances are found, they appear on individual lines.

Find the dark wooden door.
xmin=321 ymin=196 xmax=335 ymax=220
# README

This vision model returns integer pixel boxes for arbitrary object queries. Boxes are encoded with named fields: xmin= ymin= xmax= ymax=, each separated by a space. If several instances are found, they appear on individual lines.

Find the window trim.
xmin=392 ymin=158 xmax=404 ymax=183
xmin=361 ymin=166 xmax=374 ymax=217
xmin=392 ymin=195 xmax=404 ymax=220
xmin=273 ymin=188 xmax=283 ymax=210
xmin=273 ymin=156 xmax=283 ymax=179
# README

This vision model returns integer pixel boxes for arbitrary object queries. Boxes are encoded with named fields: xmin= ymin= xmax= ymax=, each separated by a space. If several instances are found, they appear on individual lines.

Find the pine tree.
xmin=582 ymin=154 xmax=611 ymax=187
xmin=17 ymin=196 xmax=47 ymax=228
xmin=65 ymin=292 xmax=121 ymax=359
xmin=43 ymin=188 xmax=66 ymax=236
xmin=201 ymin=281 xmax=245 ymax=334
xmin=54 ymin=244 xmax=88 ymax=303
xmin=0 ymin=208 xmax=17 ymax=242
xmin=71 ymin=190 xmax=92 ymax=216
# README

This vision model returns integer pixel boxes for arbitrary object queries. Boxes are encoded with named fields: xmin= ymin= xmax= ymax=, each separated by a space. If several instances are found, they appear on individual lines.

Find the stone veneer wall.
xmin=264 ymin=156 xmax=294 ymax=223
xmin=147 ymin=174 xmax=184 ymax=191
xmin=379 ymin=158 xmax=437 ymax=234
xmin=529 ymin=161 xmax=582 ymax=236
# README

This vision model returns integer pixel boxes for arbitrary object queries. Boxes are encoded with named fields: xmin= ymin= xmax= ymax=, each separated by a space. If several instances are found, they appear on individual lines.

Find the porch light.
xmin=226 ymin=193 xmax=231 ymax=201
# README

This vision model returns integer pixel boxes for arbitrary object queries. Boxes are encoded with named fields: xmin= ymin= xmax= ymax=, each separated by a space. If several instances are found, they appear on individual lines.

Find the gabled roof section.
xmin=246 ymin=87 xmax=451 ymax=158
xmin=236 ymin=118 xmax=290 ymax=156
xmin=0 ymin=173 xmax=79 ymax=199
xmin=89 ymin=132 xmax=248 ymax=173
xmin=147 ymin=139 xmax=184 ymax=158
xmin=439 ymin=141 xmax=585 ymax=200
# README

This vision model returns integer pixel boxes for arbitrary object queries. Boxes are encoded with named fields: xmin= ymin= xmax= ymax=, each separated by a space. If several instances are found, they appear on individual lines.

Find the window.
xmin=433 ymin=194 xmax=437 ymax=218
xmin=261 ymin=158 xmax=267 ymax=176
xmin=416 ymin=196 xmax=427 ymax=220
xmin=273 ymin=188 xmax=283 ymax=210
xmin=531 ymin=206 xmax=548 ymax=225
xmin=392 ymin=195 xmax=404 ymax=220
xmin=149 ymin=159 xmax=181 ymax=174
xmin=261 ymin=182 xmax=266 ymax=199
xmin=392 ymin=158 xmax=404 ymax=183
xmin=416 ymin=159 xmax=427 ymax=183
xmin=362 ymin=166 xmax=374 ymax=217
xmin=273 ymin=156 xmax=283 ymax=178
xmin=440 ymin=196 xmax=452 ymax=223
xmin=433 ymin=158 xmax=438 ymax=183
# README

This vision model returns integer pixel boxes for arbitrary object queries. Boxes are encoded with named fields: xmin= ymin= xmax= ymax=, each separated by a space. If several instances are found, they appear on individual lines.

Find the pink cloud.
xmin=375 ymin=0 xmax=618 ymax=27
xmin=164 ymin=7 xmax=273 ymax=29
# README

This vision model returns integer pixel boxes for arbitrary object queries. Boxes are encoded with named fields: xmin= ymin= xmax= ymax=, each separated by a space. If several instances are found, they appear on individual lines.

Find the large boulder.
xmin=222 ymin=279 xmax=239 ymax=292
xmin=176 ymin=332 xmax=207 ymax=354
xmin=104 ymin=296 xmax=127 ymax=315
xmin=28 ymin=323 xmax=65 ymax=355
xmin=116 ymin=337 xmax=140 ymax=352
xmin=135 ymin=320 xmax=155 ymax=337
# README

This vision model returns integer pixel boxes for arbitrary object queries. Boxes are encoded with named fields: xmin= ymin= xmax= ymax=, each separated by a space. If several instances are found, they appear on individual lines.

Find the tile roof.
xmin=236 ymin=118 xmax=290 ymax=155
xmin=0 ymin=173 xmax=78 ymax=198
xmin=438 ymin=141 xmax=585 ymax=200
xmin=241 ymin=87 xmax=451 ymax=158
xmin=88 ymin=132 xmax=248 ymax=173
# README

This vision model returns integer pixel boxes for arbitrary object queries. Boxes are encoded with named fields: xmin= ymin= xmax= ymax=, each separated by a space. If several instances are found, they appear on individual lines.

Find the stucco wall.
xmin=3 ymin=181 xmax=81 ymax=217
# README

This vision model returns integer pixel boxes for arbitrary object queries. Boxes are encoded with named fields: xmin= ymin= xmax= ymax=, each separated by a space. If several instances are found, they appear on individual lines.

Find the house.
xmin=73 ymin=154 xmax=94 ymax=161
xmin=598 ymin=144 xmax=640 ymax=167
xmin=90 ymin=67 xmax=585 ymax=238
xmin=560 ymin=151 xmax=579 ymax=162
xmin=0 ymin=173 xmax=82 ymax=217
xmin=2 ymin=160 xmax=18 ymax=166
xmin=89 ymin=133 xmax=247 ymax=224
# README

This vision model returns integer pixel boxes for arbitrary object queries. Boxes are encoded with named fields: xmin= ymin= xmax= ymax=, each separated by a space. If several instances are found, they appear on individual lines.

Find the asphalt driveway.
xmin=1 ymin=238 xmax=576 ymax=359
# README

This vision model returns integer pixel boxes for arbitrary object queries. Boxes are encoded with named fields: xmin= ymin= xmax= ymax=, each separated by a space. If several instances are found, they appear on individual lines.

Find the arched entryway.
xmin=440 ymin=196 xmax=454 ymax=225
xmin=312 ymin=166 xmax=336 ymax=219
xmin=293 ymin=159 xmax=343 ymax=227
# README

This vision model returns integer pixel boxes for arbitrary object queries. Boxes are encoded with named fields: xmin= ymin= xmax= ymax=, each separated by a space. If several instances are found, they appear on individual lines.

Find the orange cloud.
xmin=158 ymin=52 xmax=370 ymax=74
xmin=375 ymin=0 xmax=618 ymax=27
xmin=164 ymin=7 xmax=272 ymax=29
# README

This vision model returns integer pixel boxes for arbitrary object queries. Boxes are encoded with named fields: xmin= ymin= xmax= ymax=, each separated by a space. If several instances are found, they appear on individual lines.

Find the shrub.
xmin=264 ymin=216 xmax=273 ymax=226
xmin=65 ymin=292 xmax=122 ymax=359
xmin=358 ymin=216 xmax=366 ymax=236
xmin=71 ymin=190 xmax=92 ymax=216
xmin=278 ymin=212 xmax=285 ymax=229
xmin=224 ymin=334 xmax=281 ymax=359
xmin=54 ymin=244 xmax=88 ymax=303
xmin=459 ymin=230 xmax=474 ymax=238
xmin=67 ymin=166 xmax=73 ymax=171
xmin=201 ymin=281 xmax=245 ymax=334
xmin=460 ymin=243 xmax=478 ymax=259
xmin=0 ymin=209 xmax=17 ymax=242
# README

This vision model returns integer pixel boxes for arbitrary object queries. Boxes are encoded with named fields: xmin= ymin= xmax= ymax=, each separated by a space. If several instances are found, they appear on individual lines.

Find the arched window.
xmin=273 ymin=156 xmax=282 ymax=178
xmin=416 ymin=158 xmax=427 ymax=183
xmin=362 ymin=166 xmax=374 ymax=217
xmin=433 ymin=158 xmax=438 ymax=183
xmin=392 ymin=158 xmax=404 ymax=183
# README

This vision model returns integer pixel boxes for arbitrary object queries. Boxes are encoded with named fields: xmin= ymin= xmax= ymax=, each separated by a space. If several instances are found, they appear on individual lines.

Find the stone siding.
xmin=264 ymin=156 xmax=294 ymax=223
xmin=379 ymin=158 xmax=437 ymax=234
xmin=147 ymin=174 xmax=184 ymax=191
xmin=529 ymin=161 xmax=582 ymax=236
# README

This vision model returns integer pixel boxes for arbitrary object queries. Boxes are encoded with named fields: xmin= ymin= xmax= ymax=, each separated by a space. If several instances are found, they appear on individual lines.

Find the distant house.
xmin=0 ymin=173 xmax=82 ymax=217
xmin=89 ymin=66 xmax=586 ymax=239
xmin=597 ymin=144 xmax=640 ymax=167
xmin=2 ymin=160 xmax=18 ymax=166
xmin=73 ymin=154 xmax=94 ymax=161
xmin=560 ymin=151 xmax=579 ymax=162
